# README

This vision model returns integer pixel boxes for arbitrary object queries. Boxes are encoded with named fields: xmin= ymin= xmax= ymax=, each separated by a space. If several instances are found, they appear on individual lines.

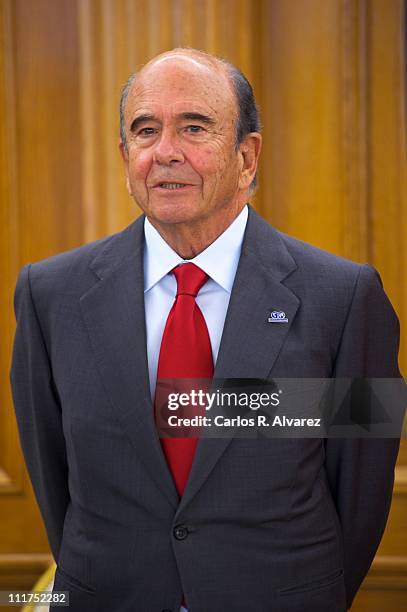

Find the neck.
xmin=147 ymin=202 xmax=247 ymax=259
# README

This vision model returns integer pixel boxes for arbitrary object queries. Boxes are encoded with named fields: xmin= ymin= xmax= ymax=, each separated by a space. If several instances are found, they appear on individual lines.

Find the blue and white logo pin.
xmin=268 ymin=310 xmax=289 ymax=323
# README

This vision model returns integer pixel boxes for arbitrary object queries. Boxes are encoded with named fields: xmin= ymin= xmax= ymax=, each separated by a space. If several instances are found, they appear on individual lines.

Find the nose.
xmin=153 ymin=128 xmax=184 ymax=165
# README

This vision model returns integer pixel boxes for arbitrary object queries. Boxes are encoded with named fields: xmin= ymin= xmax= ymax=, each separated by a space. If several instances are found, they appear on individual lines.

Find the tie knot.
xmin=173 ymin=263 xmax=209 ymax=297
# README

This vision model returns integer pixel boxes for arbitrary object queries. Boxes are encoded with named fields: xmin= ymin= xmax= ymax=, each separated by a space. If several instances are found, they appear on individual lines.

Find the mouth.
xmin=153 ymin=182 xmax=193 ymax=190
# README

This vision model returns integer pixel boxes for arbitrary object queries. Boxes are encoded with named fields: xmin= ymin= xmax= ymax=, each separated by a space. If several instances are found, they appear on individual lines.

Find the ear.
xmin=119 ymin=140 xmax=132 ymax=196
xmin=238 ymin=133 xmax=262 ymax=191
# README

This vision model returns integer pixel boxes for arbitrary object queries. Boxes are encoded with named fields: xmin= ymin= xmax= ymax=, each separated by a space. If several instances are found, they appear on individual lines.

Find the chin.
xmin=147 ymin=200 xmax=203 ymax=226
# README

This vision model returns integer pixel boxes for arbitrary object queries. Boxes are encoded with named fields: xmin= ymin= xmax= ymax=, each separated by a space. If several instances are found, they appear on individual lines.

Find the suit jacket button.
xmin=173 ymin=525 xmax=188 ymax=540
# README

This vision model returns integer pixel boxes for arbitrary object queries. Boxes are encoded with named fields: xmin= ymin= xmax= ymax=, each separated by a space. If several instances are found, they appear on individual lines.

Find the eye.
xmin=185 ymin=125 xmax=204 ymax=133
xmin=137 ymin=127 xmax=157 ymax=137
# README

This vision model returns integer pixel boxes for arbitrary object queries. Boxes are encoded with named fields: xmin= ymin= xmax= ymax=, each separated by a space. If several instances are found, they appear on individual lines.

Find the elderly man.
xmin=11 ymin=49 xmax=401 ymax=612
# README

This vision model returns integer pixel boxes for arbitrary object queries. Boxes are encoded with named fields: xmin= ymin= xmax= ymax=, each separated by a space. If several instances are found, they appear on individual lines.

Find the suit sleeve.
xmin=10 ymin=264 xmax=70 ymax=563
xmin=324 ymin=264 xmax=404 ymax=610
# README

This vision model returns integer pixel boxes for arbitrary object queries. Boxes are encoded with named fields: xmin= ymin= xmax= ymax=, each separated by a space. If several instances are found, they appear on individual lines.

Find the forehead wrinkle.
xmin=135 ymin=56 xmax=235 ymax=103
xmin=125 ymin=63 xmax=238 ymax=134
xmin=128 ymin=100 xmax=223 ymax=122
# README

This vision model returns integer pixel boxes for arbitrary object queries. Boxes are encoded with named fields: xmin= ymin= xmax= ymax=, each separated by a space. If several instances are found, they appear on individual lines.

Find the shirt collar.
xmin=143 ymin=205 xmax=248 ymax=293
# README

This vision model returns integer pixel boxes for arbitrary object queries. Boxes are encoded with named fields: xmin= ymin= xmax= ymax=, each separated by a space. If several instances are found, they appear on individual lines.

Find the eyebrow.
xmin=129 ymin=111 xmax=216 ymax=133
xmin=178 ymin=112 xmax=215 ymax=125
xmin=130 ymin=114 xmax=156 ymax=133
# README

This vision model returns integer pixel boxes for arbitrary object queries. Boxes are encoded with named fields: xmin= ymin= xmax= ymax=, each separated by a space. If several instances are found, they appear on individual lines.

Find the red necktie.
xmin=155 ymin=263 xmax=214 ymax=496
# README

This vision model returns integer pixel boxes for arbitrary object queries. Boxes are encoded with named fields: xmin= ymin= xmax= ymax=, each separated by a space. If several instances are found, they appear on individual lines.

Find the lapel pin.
xmin=268 ymin=310 xmax=289 ymax=323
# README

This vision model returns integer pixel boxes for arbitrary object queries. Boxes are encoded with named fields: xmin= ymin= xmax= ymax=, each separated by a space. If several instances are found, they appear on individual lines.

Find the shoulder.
xmin=276 ymin=228 xmax=387 ymax=306
xmin=247 ymin=206 xmax=367 ymax=290
xmin=277 ymin=229 xmax=376 ymax=294
xmin=17 ymin=217 xmax=143 ymax=297
xmin=280 ymin=230 xmax=389 ymax=321
xmin=28 ymin=234 xmax=113 ymax=281
xmin=279 ymin=231 xmax=361 ymax=276
xmin=13 ymin=217 xmax=145 ymax=325
xmin=246 ymin=206 xmax=388 ymax=322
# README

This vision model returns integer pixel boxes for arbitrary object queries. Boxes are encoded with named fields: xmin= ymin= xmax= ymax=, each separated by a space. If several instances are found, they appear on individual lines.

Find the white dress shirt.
xmin=143 ymin=205 xmax=248 ymax=612
xmin=143 ymin=205 xmax=248 ymax=399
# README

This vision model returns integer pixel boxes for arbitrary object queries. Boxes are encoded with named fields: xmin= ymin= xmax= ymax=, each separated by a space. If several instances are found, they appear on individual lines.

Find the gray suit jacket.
xmin=11 ymin=206 xmax=402 ymax=611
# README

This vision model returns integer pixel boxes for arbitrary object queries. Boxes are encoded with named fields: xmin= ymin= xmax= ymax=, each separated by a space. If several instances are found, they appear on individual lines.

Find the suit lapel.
xmin=177 ymin=207 xmax=300 ymax=514
xmin=214 ymin=206 xmax=300 ymax=379
xmin=80 ymin=217 xmax=179 ymax=509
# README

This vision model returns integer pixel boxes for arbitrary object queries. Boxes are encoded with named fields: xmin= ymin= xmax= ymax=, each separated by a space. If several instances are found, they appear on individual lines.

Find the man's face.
xmin=121 ymin=56 xmax=249 ymax=228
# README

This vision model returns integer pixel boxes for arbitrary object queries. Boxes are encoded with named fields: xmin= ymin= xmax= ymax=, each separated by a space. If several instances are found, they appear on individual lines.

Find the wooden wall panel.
xmin=0 ymin=0 xmax=405 ymax=605
xmin=13 ymin=0 xmax=83 ymax=261
xmin=259 ymin=0 xmax=346 ymax=254
xmin=368 ymin=0 xmax=407 ymax=370
xmin=0 ymin=0 xmax=22 ymax=498
xmin=0 ymin=0 xmax=83 ymax=581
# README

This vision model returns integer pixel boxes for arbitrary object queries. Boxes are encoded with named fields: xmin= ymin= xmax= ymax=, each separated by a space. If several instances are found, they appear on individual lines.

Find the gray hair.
xmin=120 ymin=73 xmax=137 ymax=151
xmin=119 ymin=50 xmax=261 ymax=190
